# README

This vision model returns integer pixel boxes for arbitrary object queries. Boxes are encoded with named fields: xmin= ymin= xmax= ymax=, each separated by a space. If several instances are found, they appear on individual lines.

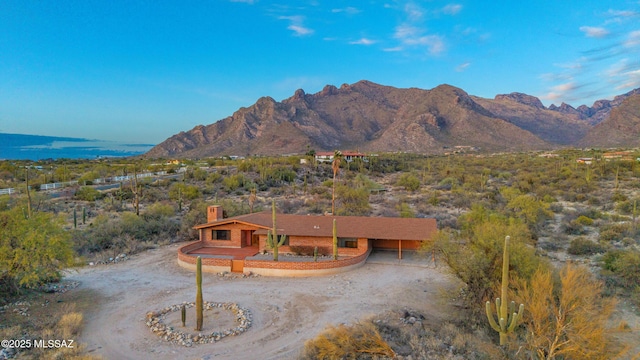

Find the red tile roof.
xmin=195 ymin=211 xmax=437 ymax=241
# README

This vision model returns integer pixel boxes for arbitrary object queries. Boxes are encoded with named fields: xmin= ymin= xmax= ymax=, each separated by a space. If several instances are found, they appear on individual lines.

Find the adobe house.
xmin=178 ymin=205 xmax=438 ymax=276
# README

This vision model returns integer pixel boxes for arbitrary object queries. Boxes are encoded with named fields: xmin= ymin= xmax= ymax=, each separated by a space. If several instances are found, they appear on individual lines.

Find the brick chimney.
xmin=207 ymin=205 xmax=223 ymax=223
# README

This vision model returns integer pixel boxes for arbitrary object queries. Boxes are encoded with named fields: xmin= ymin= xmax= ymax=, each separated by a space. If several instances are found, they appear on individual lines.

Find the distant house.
xmin=178 ymin=205 xmax=437 ymax=276
xmin=602 ymin=151 xmax=635 ymax=162
xmin=315 ymin=151 xmax=368 ymax=163
xmin=576 ymin=158 xmax=593 ymax=165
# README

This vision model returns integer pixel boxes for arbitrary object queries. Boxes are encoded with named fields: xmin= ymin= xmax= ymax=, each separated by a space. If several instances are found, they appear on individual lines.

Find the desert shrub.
xmin=429 ymin=205 xmax=542 ymax=319
xmin=515 ymin=264 xmax=620 ymax=359
xmin=599 ymin=223 xmax=631 ymax=243
xmin=505 ymin=193 xmax=553 ymax=226
xmin=616 ymin=199 xmax=640 ymax=215
xmin=397 ymin=202 xmax=415 ymax=218
xmin=73 ymin=210 xmax=180 ymax=255
xmin=549 ymin=202 xmax=563 ymax=213
xmin=169 ymin=183 xmax=200 ymax=200
xmin=567 ymin=237 xmax=606 ymax=255
xmin=222 ymin=174 xmax=247 ymax=191
xmin=143 ymin=202 xmax=175 ymax=220
xmin=206 ymin=172 xmax=222 ymax=184
xmin=184 ymin=167 xmax=208 ymax=181
xmin=574 ymin=215 xmax=594 ymax=226
xmin=601 ymin=249 xmax=640 ymax=289
xmin=335 ymin=185 xmax=370 ymax=216
xmin=611 ymin=191 xmax=627 ymax=202
xmin=302 ymin=321 xmax=394 ymax=360
xmin=179 ymin=200 xmax=209 ymax=240
xmin=396 ymin=173 xmax=420 ymax=192
xmin=74 ymin=186 xmax=104 ymax=201
xmin=0 ymin=206 xmax=74 ymax=288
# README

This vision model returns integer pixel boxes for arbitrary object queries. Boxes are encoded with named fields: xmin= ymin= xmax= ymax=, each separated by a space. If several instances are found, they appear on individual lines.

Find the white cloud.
xmin=455 ymin=62 xmax=470 ymax=72
xmin=552 ymin=82 xmax=577 ymax=93
xmin=349 ymin=38 xmax=376 ymax=45
xmin=404 ymin=2 xmax=424 ymax=21
xmin=331 ymin=7 xmax=360 ymax=15
xmin=382 ymin=46 xmax=403 ymax=52
xmin=605 ymin=59 xmax=640 ymax=90
xmin=230 ymin=0 xmax=255 ymax=3
xmin=579 ymin=26 xmax=610 ymax=38
xmin=607 ymin=9 xmax=638 ymax=17
xmin=394 ymin=25 xmax=445 ymax=55
xmin=288 ymin=25 xmax=313 ymax=36
xmin=442 ymin=4 xmax=463 ymax=15
xmin=279 ymin=15 xmax=314 ymax=36
xmin=625 ymin=30 xmax=640 ymax=47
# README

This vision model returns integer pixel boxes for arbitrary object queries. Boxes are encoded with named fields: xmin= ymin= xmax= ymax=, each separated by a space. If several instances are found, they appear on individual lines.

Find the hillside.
xmin=578 ymin=94 xmax=640 ymax=147
xmin=146 ymin=81 xmax=640 ymax=158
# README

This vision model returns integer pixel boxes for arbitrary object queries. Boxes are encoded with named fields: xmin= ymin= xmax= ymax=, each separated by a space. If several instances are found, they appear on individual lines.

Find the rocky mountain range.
xmin=145 ymin=80 xmax=640 ymax=158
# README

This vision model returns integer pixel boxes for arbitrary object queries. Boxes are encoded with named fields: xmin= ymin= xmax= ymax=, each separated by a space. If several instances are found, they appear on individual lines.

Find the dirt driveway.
xmin=66 ymin=245 xmax=455 ymax=360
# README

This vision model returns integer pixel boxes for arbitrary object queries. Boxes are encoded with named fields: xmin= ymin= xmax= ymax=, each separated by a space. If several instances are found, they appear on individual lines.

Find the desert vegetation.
xmin=2 ymin=149 xmax=640 ymax=358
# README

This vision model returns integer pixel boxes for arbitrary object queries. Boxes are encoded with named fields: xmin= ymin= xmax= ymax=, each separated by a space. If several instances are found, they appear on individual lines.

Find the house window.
xmin=338 ymin=237 xmax=358 ymax=248
xmin=212 ymin=230 xmax=231 ymax=240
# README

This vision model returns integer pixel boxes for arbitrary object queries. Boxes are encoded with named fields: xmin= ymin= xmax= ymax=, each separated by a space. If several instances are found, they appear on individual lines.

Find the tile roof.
xmin=195 ymin=211 xmax=437 ymax=241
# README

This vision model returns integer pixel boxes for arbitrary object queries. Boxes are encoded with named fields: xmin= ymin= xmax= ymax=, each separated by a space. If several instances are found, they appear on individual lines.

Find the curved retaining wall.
xmin=244 ymin=248 xmax=372 ymax=277
xmin=177 ymin=241 xmax=371 ymax=277
xmin=177 ymin=242 xmax=233 ymax=274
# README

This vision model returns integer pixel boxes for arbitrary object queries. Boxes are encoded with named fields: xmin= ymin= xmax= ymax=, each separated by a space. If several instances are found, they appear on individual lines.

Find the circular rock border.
xmin=145 ymin=302 xmax=252 ymax=347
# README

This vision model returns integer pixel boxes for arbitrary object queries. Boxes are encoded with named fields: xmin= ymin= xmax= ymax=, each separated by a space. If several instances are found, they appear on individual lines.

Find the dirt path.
xmin=65 ymin=244 xmax=455 ymax=360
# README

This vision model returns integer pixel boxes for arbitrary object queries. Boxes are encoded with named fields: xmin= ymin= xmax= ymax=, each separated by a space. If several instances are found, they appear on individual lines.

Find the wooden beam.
xmin=399 ymin=240 xmax=402 ymax=260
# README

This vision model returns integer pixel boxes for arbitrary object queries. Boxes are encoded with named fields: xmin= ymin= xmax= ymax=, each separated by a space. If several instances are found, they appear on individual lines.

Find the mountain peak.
xmin=495 ymin=92 xmax=545 ymax=109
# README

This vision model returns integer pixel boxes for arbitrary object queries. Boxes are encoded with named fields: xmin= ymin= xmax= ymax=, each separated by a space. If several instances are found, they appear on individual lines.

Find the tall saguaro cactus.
xmin=332 ymin=219 xmax=338 ymax=260
xmin=195 ymin=256 xmax=203 ymax=331
xmin=266 ymin=200 xmax=287 ymax=261
xmin=486 ymin=236 xmax=524 ymax=345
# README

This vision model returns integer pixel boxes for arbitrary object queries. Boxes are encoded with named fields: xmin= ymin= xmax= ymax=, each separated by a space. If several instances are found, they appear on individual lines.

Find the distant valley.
xmin=0 ymin=133 xmax=154 ymax=160
xmin=146 ymin=81 xmax=640 ymax=158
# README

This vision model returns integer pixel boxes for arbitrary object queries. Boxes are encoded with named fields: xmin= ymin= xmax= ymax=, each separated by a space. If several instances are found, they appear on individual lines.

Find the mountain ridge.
xmin=146 ymin=81 xmax=640 ymax=158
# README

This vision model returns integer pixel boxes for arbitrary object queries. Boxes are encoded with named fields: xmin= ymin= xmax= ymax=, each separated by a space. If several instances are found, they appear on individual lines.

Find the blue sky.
xmin=1 ymin=1 xmax=639 ymax=144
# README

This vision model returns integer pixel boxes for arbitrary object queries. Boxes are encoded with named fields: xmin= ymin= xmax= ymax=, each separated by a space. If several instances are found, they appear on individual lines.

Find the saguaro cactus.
xmin=195 ymin=256 xmax=203 ymax=331
xmin=486 ymin=236 xmax=524 ymax=345
xmin=181 ymin=304 xmax=186 ymax=327
xmin=266 ymin=200 xmax=287 ymax=261
xmin=332 ymin=219 xmax=338 ymax=260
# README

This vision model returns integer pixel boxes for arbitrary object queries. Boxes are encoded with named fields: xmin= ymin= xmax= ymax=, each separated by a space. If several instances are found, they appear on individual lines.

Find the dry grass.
xmin=302 ymin=321 xmax=395 ymax=359
xmin=0 ymin=288 xmax=101 ymax=360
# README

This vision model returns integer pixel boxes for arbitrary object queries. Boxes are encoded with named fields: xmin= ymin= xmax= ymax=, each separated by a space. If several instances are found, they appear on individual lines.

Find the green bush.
xmin=74 ymin=186 xmax=104 ymax=201
xmin=574 ymin=215 xmax=594 ymax=226
xmin=396 ymin=173 xmax=420 ymax=192
xmin=567 ymin=237 xmax=605 ymax=255
xmin=601 ymin=249 xmax=640 ymax=289
xmin=169 ymin=183 xmax=200 ymax=200
xmin=599 ymin=223 xmax=630 ymax=243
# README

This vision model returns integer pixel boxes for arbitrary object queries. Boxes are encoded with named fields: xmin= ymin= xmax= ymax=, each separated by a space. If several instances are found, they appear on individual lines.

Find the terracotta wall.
xmin=200 ymin=223 xmax=262 ymax=248
xmin=177 ymin=242 xmax=233 ymax=270
xmin=258 ymin=235 xmax=369 ymax=257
